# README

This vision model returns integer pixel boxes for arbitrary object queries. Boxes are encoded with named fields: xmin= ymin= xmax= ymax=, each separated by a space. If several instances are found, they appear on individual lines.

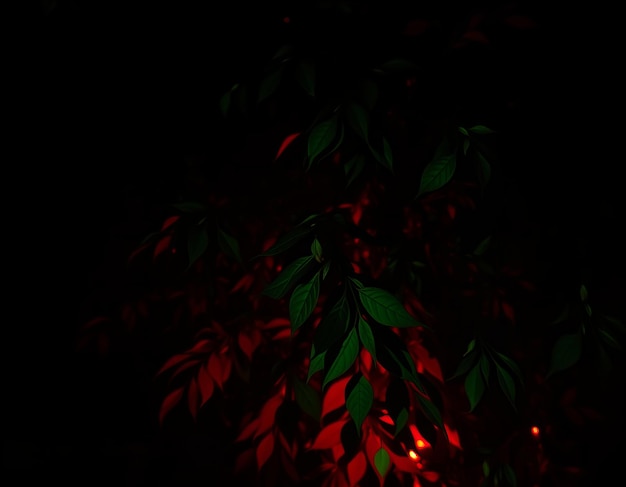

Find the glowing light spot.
xmin=416 ymin=439 xmax=426 ymax=449
xmin=531 ymin=426 xmax=540 ymax=437
xmin=408 ymin=450 xmax=419 ymax=460
xmin=417 ymin=461 xmax=424 ymax=469
xmin=276 ymin=265 xmax=282 ymax=272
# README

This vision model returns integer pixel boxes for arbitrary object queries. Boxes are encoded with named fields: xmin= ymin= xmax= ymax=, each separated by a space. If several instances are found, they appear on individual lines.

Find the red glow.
xmin=275 ymin=132 xmax=300 ymax=160
xmin=416 ymin=439 xmax=426 ymax=449
xmin=283 ymin=16 xmax=290 ymax=24
xmin=531 ymin=426 xmax=540 ymax=437
xmin=408 ymin=450 xmax=419 ymax=460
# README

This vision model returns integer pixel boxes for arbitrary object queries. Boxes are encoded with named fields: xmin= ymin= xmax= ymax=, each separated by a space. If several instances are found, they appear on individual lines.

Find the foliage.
xmin=77 ymin=1 xmax=624 ymax=486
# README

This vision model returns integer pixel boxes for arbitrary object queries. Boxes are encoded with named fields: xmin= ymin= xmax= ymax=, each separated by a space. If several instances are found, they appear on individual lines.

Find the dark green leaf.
xmin=358 ymin=287 xmax=422 ymax=328
xmin=468 ymin=125 xmax=495 ymax=135
xmin=321 ymin=261 xmax=331 ymax=280
xmin=345 ymin=102 xmax=369 ymax=141
xmin=382 ymin=137 xmax=393 ymax=171
xmin=357 ymin=317 xmax=377 ymax=363
xmin=458 ymin=126 xmax=469 ymax=136
xmin=465 ymin=364 xmax=485 ymax=411
xmin=219 ymin=91 xmax=231 ymax=118
xmin=493 ymin=352 xmax=524 ymax=386
xmin=257 ymin=66 xmax=284 ymax=103
xmin=473 ymin=235 xmax=492 ymax=256
xmin=416 ymin=392 xmax=445 ymax=433
xmin=217 ymin=227 xmax=243 ymax=264
xmin=584 ymin=303 xmax=592 ymax=316
xmin=290 ymin=272 xmax=321 ymax=332
xmin=323 ymin=328 xmax=359 ymax=388
xmin=311 ymin=238 xmax=323 ymax=262
xmin=463 ymin=138 xmax=470 ymax=156
xmin=418 ymin=152 xmax=456 ymax=197
xmin=259 ymin=225 xmax=312 ymax=257
xmin=599 ymin=328 xmax=622 ymax=350
xmin=293 ymin=376 xmax=321 ymax=421
xmin=479 ymin=353 xmax=491 ymax=383
xmin=476 ymin=151 xmax=491 ymax=188
xmin=464 ymin=339 xmax=477 ymax=356
xmin=482 ymin=461 xmax=490 ymax=478
xmin=495 ymin=364 xmax=516 ymax=410
xmin=314 ymin=291 xmax=351 ymax=354
xmin=449 ymin=349 xmax=478 ymax=381
xmin=187 ymin=224 xmax=209 ymax=269
xmin=344 ymin=154 xmax=366 ymax=188
xmin=547 ymin=331 xmax=582 ymax=378
xmin=345 ymin=374 xmax=373 ymax=432
xmin=373 ymin=447 xmax=391 ymax=478
xmin=394 ymin=408 xmax=409 ymax=436
xmin=272 ymin=44 xmax=294 ymax=61
xmin=551 ymin=304 xmax=571 ymax=325
xmin=308 ymin=117 xmax=339 ymax=166
xmin=295 ymin=58 xmax=315 ymax=96
xmin=500 ymin=464 xmax=517 ymax=487
xmin=307 ymin=350 xmax=326 ymax=382
xmin=263 ymin=255 xmax=315 ymax=299
xmin=173 ymin=201 xmax=209 ymax=213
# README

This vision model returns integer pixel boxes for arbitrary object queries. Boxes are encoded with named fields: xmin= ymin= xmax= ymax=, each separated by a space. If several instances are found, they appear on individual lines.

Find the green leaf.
xmin=482 ymin=461 xmax=490 ymax=478
xmin=599 ymin=328 xmax=622 ymax=349
xmin=464 ymin=339 xmax=476 ymax=356
xmin=495 ymin=364 xmax=516 ymax=410
xmin=458 ymin=126 xmax=469 ymax=136
xmin=219 ymin=91 xmax=231 ymax=118
xmin=418 ymin=152 xmax=456 ymax=197
xmin=308 ymin=117 xmax=339 ymax=166
xmin=468 ymin=125 xmax=495 ymax=135
xmin=295 ymin=58 xmax=315 ymax=97
xmin=311 ymin=238 xmax=323 ymax=262
xmin=187 ymin=224 xmax=209 ymax=269
xmin=479 ymin=353 xmax=491 ymax=383
xmin=314 ymin=291 xmax=351 ymax=353
xmin=473 ymin=235 xmax=492 ymax=256
xmin=493 ymin=352 xmax=524 ymax=387
xmin=394 ymin=407 xmax=409 ymax=436
xmin=321 ymin=261 xmax=331 ymax=280
xmin=344 ymin=154 xmax=366 ymax=188
xmin=449 ymin=350 xmax=478 ymax=381
xmin=257 ymin=66 xmax=284 ymax=104
xmin=463 ymin=138 xmax=470 ymax=156
xmin=217 ymin=227 xmax=243 ymax=264
xmin=476 ymin=151 xmax=491 ymax=188
xmin=358 ymin=287 xmax=422 ymax=328
xmin=416 ymin=393 xmax=445 ymax=432
xmin=500 ymin=464 xmax=517 ymax=487
xmin=263 ymin=255 xmax=315 ymax=300
xmin=580 ymin=284 xmax=588 ymax=302
xmin=345 ymin=374 xmax=374 ymax=433
xmin=323 ymin=328 xmax=359 ymax=388
xmin=547 ymin=331 xmax=582 ymax=378
xmin=173 ymin=201 xmax=209 ymax=213
xmin=293 ymin=376 xmax=321 ymax=421
xmin=357 ymin=317 xmax=377 ymax=363
xmin=290 ymin=272 xmax=321 ymax=332
xmin=307 ymin=350 xmax=326 ymax=382
xmin=373 ymin=447 xmax=391 ymax=479
xmin=345 ymin=102 xmax=369 ymax=141
xmin=272 ymin=44 xmax=294 ymax=61
xmin=465 ymin=363 xmax=485 ymax=411
xmin=382 ymin=137 xmax=393 ymax=171
xmin=259 ymin=225 xmax=312 ymax=257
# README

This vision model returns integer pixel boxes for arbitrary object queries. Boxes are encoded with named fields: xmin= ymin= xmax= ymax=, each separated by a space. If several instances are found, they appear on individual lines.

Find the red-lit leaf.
xmin=208 ymin=353 xmax=225 ymax=389
xmin=275 ymin=132 xmax=301 ymax=160
xmin=189 ymin=338 xmax=212 ymax=354
xmin=160 ymin=215 xmax=180 ymax=231
xmin=322 ymin=376 xmax=350 ymax=418
xmin=256 ymin=432 xmax=275 ymax=470
xmin=236 ymin=416 xmax=260 ymax=442
xmin=159 ymin=386 xmax=184 ymax=426
xmin=187 ymin=377 xmax=200 ymax=421
xmin=170 ymin=358 xmax=203 ymax=381
xmin=264 ymin=317 xmax=291 ymax=329
xmin=197 ymin=362 xmax=215 ymax=407
xmin=310 ymin=419 xmax=348 ymax=450
xmin=231 ymin=274 xmax=254 ymax=293
xmin=238 ymin=328 xmax=262 ymax=361
xmin=157 ymin=353 xmax=192 ymax=376
xmin=419 ymin=470 xmax=441 ymax=482
xmin=347 ymin=451 xmax=367 ymax=486
xmin=153 ymin=235 xmax=172 ymax=259
xmin=256 ymin=395 xmax=283 ymax=438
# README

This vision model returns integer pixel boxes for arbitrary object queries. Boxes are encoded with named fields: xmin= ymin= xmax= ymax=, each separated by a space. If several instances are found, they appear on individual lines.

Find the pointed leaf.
xmin=382 ymin=137 xmax=393 ymax=171
xmin=496 ymin=364 xmax=516 ymax=410
xmin=473 ymin=235 xmax=492 ymax=256
xmin=479 ymin=353 xmax=491 ymax=383
xmin=416 ymin=393 xmax=445 ymax=433
xmin=187 ymin=224 xmax=209 ymax=269
xmin=310 ymin=419 xmax=347 ymax=450
xmin=465 ymin=364 xmax=485 ymax=411
xmin=293 ymin=376 xmax=322 ymax=421
xmin=311 ymin=238 xmax=323 ymax=262
xmin=494 ymin=352 xmax=524 ymax=386
xmin=308 ymin=117 xmax=339 ymax=165
xmin=314 ymin=291 xmax=350 ymax=354
xmin=468 ymin=125 xmax=495 ymax=135
xmin=307 ymin=349 xmax=325 ymax=382
xmin=321 ymin=261 xmax=331 ymax=280
xmin=263 ymin=255 xmax=315 ymax=300
xmin=418 ymin=152 xmax=456 ymax=196
xmin=259 ymin=225 xmax=312 ymax=257
xmin=295 ymin=58 xmax=315 ymax=96
xmin=344 ymin=154 xmax=366 ymax=188
xmin=373 ymin=447 xmax=391 ymax=479
xmin=323 ymin=328 xmax=359 ymax=388
xmin=358 ymin=287 xmax=422 ymax=328
xmin=217 ymin=227 xmax=243 ymax=264
xmin=275 ymin=132 xmax=301 ymax=160
xmin=547 ymin=331 xmax=582 ymax=377
xmin=394 ymin=408 xmax=409 ymax=436
xmin=580 ymin=284 xmax=588 ymax=302
xmin=345 ymin=102 xmax=369 ymax=141
xmin=290 ymin=271 xmax=321 ymax=332
xmin=159 ymin=386 xmax=185 ymax=426
xmin=256 ymin=433 xmax=275 ymax=470
xmin=345 ymin=374 xmax=374 ymax=432
xmin=258 ymin=66 xmax=284 ymax=103
xmin=357 ymin=317 xmax=377 ymax=363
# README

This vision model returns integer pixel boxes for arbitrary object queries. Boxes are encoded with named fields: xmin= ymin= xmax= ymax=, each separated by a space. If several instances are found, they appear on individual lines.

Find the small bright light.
xmin=408 ymin=450 xmax=419 ymax=460
xmin=416 ymin=439 xmax=426 ymax=449
xmin=531 ymin=426 xmax=540 ymax=437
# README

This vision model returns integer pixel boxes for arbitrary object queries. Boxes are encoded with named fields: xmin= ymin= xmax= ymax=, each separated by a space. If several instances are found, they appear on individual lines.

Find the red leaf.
xmin=236 ymin=417 xmax=260 ymax=442
xmin=208 ymin=353 xmax=224 ymax=389
xmin=189 ymin=338 xmax=212 ymax=354
xmin=408 ymin=340 xmax=443 ymax=383
xmin=187 ymin=377 xmax=200 ymax=421
xmin=82 ymin=316 xmax=109 ymax=330
xmin=157 ymin=353 xmax=191 ymax=376
xmin=256 ymin=394 xmax=283 ymax=438
xmin=197 ymin=362 xmax=215 ymax=407
xmin=419 ymin=470 xmax=440 ymax=483
xmin=231 ymin=274 xmax=254 ymax=293
xmin=170 ymin=358 xmax=203 ymax=380
xmin=256 ymin=433 xmax=275 ymax=470
xmin=234 ymin=448 xmax=255 ymax=473
xmin=153 ymin=235 xmax=172 ymax=259
xmin=159 ymin=386 xmax=184 ymax=426
xmin=160 ymin=215 xmax=180 ymax=231
xmin=322 ymin=376 xmax=349 ymax=419
xmin=127 ymin=242 xmax=150 ymax=263
xmin=264 ymin=317 xmax=291 ymax=329
xmin=310 ymin=419 xmax=348 ymax=450
xmin=238 ymin=329 xmax=262 ymax=361
xmin=347 ymin=451 xmax=367 ymax=486
xmin=275 ymin=132 xmax=301 ymax=160
xmin=501 ymin=301 xmax=515 ymax=323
